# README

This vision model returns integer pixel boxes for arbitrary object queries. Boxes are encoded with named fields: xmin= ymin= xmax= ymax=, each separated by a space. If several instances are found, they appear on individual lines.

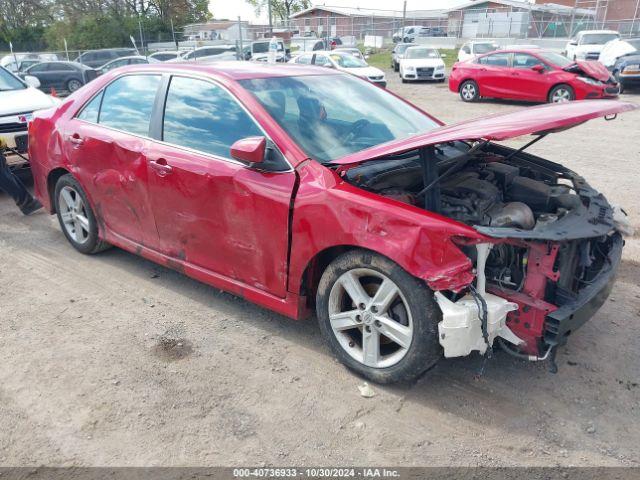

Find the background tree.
xmin=245 ymin=0 xmax=311 ymax=23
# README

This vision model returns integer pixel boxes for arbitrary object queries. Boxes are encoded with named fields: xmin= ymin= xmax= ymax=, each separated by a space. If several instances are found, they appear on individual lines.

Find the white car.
xmin=458 ymin=41 xmax=499 ymax=62
xmin=599 ymin=37 xmax=640 ymax=69
xmin=290 ymin=51 xmax=386 ymax=87
xmin=148 ymin=51 xmax=187 ymax=62
xmin=399 ymin=46 xmax=446 ymax=83
xmin=333 ymin=47 xmax=366 ymax=61
xmin=0 ymin=66 xmax=60 ymax=168
xmin=565 ymin=30 xmax=620 ymax=61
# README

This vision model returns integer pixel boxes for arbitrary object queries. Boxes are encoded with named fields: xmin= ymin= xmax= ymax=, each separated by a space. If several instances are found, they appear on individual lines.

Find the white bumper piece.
xmin=435 ymin=243 xmax=524 ymax=358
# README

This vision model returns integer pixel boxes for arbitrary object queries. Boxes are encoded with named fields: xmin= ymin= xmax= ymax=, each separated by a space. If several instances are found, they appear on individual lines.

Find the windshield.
xmin=538 ymin=51 xmax=573 ymax=68
xmin=581 ymin=33 xmax=619 ymax=45
xmin=396 ymin=44 xmax=411 ymax=54
xmin=474 ymin=43 xmax=497 ymax=54
xmin=240 ymin=74 xmax=438 ymax=163
xmin=0 ymin=67 xmax=25 ymax=91
xmin=330 ymin=53 xmax=367 ymax=68
xmin=406 ymin=48 xmax=439 ymax=59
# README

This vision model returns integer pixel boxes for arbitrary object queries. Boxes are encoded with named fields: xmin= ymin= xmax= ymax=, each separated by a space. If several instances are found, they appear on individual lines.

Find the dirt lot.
xmin=1 ymin=72 xmax=640 ymax=467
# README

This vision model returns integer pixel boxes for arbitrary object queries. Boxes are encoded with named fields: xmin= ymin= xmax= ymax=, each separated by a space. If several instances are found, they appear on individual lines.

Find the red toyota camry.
xmin=28 ymin=63 xmax=635 ymax=383
xmin=449 ymin=49 xmax=620 ymax=103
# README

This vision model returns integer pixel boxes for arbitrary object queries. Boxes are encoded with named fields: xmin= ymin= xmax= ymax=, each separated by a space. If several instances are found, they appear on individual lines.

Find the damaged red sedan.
xmin=449 ymin=49 xmax=620 ymax=103
xmin=28 ymin=63 xmax=636 ymax=383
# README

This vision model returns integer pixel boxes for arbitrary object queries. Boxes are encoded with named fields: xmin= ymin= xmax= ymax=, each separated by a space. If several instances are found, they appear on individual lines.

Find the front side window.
xmin=512 ymin=53 xmax=545 ymax=69
xmin=296 ymin=54 xmax=312 ymax=65
xmin=330 ymin=53 xmax=366 ymax=68
xmin=99 ymin=75 xmax=161 ymax=136
xmin=538 ymin=51 xmax=573 ymax=68
xmin=77 ymin=91 xmax=103 ymax=123
xmin=162 ymin=76 xmax=262 ymax=158
xmin=51 ymin=63 xmax=75 ymax=71
xmin=240 ymin=74 xmax=438 ymax=163
xmin=314 ymin=55 xmax=329 ymax=66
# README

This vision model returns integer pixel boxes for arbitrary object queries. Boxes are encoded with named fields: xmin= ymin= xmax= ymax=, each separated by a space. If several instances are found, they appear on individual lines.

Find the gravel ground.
xmin=1 ymin=72 xmax=639 ymax=467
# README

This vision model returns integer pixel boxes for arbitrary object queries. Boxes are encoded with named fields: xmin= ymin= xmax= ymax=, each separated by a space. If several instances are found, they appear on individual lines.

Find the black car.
xmin=613 ymin=51 xmax=640 ymax=93
xmin=74 ymin=48 xmax=137 ymax=68
xmin=22 ymin=61 xmax=97 ymax=93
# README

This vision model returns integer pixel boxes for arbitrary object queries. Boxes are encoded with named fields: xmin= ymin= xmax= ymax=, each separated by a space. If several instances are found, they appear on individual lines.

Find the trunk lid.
xmin=566 ymin=60 xmax=612 ymax=82
xmin=331 ymin=100 xmax=637 ymax=165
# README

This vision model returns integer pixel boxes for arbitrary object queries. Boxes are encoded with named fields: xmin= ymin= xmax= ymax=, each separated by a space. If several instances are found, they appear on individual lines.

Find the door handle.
xmin=150 ymin=158 xmax=173 ymax=176
xmin=69 ymin=133 xmax=84 ymax=146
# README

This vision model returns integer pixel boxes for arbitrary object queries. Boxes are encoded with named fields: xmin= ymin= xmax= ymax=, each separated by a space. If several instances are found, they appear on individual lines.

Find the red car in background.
xmin=28 ymin=63 xmax=635 ymax=383
xmin=449 ymin=49 xmax=620 ymax=103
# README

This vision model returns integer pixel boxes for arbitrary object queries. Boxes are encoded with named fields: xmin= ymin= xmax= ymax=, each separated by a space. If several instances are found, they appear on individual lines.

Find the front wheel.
xmin=548 ymin=84 xmax=575 ymax=103
xmin=54 ymin=174 xmax=111 ymax=254
xmin=459 ymin=79 xmax=479 ymax=102
xmin=316 ymin=250 xmax=442 ymax=384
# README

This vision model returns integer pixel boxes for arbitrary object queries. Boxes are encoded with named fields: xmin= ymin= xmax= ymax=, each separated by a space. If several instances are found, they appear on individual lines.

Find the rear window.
xmin=98 ymin=74 xmax=161 ymax=136
xmin=581 ymin=33 xmax=619 ymax=45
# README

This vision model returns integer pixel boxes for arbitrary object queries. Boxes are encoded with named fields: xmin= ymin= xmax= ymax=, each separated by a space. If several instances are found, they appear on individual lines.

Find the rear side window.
xmin=99 ymin=75 xmax=161 ymax=136
xmin=478 ymin=52 xmax=510 ymax=67
xmin=162 ymin=76 xmax=262 ymax=158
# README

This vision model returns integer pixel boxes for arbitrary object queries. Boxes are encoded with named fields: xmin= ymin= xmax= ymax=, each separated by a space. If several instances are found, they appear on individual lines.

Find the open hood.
xmin=565 ymin=60 xmax=612 ymax=82
xmin=332 ymin=100 xmax=637 ymax=165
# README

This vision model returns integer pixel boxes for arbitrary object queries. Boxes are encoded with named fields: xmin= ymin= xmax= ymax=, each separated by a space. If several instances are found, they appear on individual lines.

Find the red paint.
xmin=230 ymin=136 xmax=266 ymax=164
xmin=26 ymin=63 xmax=634 ymax=356
xmin=449 ymin=49 xmax=621 ymax=103
xmin=333 ymin=100 xmax=637 ymax=165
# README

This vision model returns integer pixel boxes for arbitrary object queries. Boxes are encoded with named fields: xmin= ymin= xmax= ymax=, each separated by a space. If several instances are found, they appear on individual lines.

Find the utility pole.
xmin=402 ymin=0 xmax=407 ymax=34
xmin=268 ymin=0 xmax=273 ymax=34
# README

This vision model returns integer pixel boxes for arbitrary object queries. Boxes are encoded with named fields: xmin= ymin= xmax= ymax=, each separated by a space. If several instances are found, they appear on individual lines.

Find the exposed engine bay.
xmin=343 ymin=141 xmax=581 ymax=233
xmin=341 ymin=140 xmax=626 ymax=364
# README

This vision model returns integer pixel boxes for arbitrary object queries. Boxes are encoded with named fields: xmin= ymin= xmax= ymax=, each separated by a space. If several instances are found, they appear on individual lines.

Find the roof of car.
xmin=112 ymin=61 xmax=337 ymax=80
xmin=577 ymin=30 xmax=619 ymax=35
xmin=32 ymin=60 xmax=88 ymax=69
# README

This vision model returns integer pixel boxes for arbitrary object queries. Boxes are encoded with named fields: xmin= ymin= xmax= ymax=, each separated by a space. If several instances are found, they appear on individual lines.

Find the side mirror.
xmin=531 ymin=64 xmax=545 ymax=73
xmin=230 ymin=136 xmax=266 ymax=165
xmin=24 ymin=75 xmax=41 ymax=88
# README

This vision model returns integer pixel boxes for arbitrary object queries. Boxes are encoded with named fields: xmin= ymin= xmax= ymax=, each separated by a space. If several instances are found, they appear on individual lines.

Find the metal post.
xmin=64 ymin=38 xmax=69 ymax=61
xmin=268 ymin=0 xmax=273 ymax=35
xmin=138 ymin=17 xmax=145 ymax=57
xmin=631 ymin=0 xmax=640 ymax=35
xmin=237 ymin=16 xmax=244 ymax=60
xmin=170 ymin=18 xmax=178 ymax=49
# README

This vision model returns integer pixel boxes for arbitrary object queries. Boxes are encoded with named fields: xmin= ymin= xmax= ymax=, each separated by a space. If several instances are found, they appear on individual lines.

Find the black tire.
xmin=393 ymin=62 xmax=399 ymax=72
xmin=316 ymin=249 xmax=442 ymax=384
xmin=548 ymin=84 xmax=575 ymax=103
xmin=459 ymin=79 xmax=479 ymax=102
xmin=401 ymin=78 xmax=408 ymax=83
xmin=54 ymin=174 xmax=110 ymax=254
xmin=66 ymin=78 xmax=83 ymax=92
xmin=613 ymin=70 xmax=624 ymax=94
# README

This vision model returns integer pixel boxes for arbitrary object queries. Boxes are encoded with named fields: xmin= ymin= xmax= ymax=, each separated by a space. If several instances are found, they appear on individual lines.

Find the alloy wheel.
xmin=551 ymin=88 xmax=572 ymax=103
xmin=461 ymin=83 xmax=476 ymax=100
xmin=327 ymin=268 xmax=413 ymax=369
xmin=58 ymin=186 xmax=90 ymax=244
xmin=68 ymin=80 xmax=82 ymax=92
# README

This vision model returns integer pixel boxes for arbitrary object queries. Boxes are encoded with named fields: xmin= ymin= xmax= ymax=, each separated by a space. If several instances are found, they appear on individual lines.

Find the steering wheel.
xmin=342 ymin=119 xmax=371 ymax=144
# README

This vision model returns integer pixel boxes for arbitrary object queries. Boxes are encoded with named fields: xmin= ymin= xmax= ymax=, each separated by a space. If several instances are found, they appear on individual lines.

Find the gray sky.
xmin=208 ymin=0 xmax=472 ymax=23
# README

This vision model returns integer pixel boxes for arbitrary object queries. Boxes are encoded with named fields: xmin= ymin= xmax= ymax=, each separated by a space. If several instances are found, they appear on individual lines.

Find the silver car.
xmin=391 ymin=43 xmax=413 ymax=72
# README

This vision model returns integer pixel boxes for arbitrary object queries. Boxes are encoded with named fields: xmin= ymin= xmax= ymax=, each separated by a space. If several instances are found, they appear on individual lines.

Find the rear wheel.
xmin=459 ymin=79 xmax=479 ymax=102
xmin=67 ymin=78 xmax=83 ymax=92
xmin=548 ymin=84 xmax=575 ymax=103
xmin=316 ymin=250 xmax=442 ymax=384
xmin=54 ymin=174 xmax=110 ymax=254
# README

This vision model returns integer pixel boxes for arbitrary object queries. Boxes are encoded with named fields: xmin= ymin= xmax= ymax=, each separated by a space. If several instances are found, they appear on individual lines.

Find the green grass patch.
xmin=363 ymin=46 xmax=459 ymax=70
